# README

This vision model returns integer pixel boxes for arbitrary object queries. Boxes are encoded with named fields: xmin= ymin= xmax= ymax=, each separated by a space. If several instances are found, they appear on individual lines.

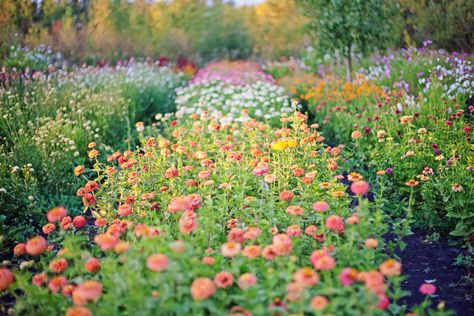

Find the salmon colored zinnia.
xmin=47 ymin=206 xmax=68 ymax=222
xmin=66 ymin=306 xmax=92 ymax=316
xmin=72 ymin=280 xmax=103 ymax=305
xmin=146 ymin=254 xmax=169 ymax=272
xmin=0 ymin=268 xmax=14 ymax=291
xmin=190 ymin=277 xmax=216 ymax=300
xmin=25 ymin=236 xmax=48 ymax=256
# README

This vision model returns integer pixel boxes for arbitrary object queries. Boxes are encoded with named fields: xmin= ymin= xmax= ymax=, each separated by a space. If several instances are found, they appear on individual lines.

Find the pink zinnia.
xmin=339 ymin=268 xmax=358 ymax=286
xmin=272 ymin=234 xmax=292 ymax=256
xmin=214 ymin=271 xmax=234 ymax=288
xmin=350 ymin=181 xmax=369 ymax=195
xmin=419 ymin=283 xmax=436 ymax=295
xmin=221 ymin=241 xmax=241 ymax=257
xmin=179 ymin=210 xmax=198 ymax=234
xmin=147 ymin=254 xmax=169 ymax=272
xmin=312 ymin=201 xmax=329 ymax=213
xmin=293 ymin=267 xmax=319 ymax=287
xmin=377 ymin=294 xmax=390 ymax=310
xmin=325 ymin=215 xmax=344 ymax=233
xmin=237 ymin=273 xmax=257 ymax=290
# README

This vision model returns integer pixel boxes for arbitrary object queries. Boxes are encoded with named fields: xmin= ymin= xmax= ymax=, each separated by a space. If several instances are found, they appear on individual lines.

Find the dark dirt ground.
xmin=397 ymin=232 xmax=474 ymax=316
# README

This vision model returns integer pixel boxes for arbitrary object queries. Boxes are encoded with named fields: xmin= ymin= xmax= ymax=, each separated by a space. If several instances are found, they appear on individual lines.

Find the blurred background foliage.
xmin=0 ymin=0 xmax=472 ymax=68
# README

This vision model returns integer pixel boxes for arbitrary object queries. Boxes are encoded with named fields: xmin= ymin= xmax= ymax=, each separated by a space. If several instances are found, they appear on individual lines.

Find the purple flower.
xmin=386 ymin=167 xmax=393 ymax=174
xmin=423 ymin=40 xmax=433 ymax=47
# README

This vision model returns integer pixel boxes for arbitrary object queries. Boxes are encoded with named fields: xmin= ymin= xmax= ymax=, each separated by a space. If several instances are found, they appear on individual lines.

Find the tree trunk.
xmin=345 ymin=44 xmax=353 ymax=82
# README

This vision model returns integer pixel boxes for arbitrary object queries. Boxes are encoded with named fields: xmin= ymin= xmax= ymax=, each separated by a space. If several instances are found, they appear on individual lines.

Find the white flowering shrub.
xmin=175 ymin=80 xmax=291 ymax=125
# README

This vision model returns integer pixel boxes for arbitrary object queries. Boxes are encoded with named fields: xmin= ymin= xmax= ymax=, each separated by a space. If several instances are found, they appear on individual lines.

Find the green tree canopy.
xmin=298 ymin=0 xmax=397 ymax=81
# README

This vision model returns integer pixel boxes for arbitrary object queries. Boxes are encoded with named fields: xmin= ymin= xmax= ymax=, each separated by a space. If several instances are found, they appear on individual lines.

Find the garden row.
xmin=0 ymin=61 xmax=448 ymax=315
xmin=274 ymin=48 xmax=473 ymax=245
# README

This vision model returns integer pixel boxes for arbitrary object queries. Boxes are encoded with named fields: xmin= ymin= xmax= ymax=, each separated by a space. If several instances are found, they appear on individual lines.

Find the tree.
xmin=297 ymin=0 xmax=396 ymax=81
xmin=245 ymin=0 xmax=307 ymax=59
xmin=399 ymin=0 xmax=474 ymax=53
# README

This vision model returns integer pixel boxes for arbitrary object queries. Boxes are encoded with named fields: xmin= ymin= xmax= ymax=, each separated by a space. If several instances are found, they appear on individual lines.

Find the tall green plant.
xmin=297 ymin=0 xmax=397 ymax=81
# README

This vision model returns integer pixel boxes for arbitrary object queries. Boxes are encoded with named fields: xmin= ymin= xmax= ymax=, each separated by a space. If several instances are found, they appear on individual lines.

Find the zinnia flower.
xmin=0 ymin=268 xmax=14 ymax=291
xmin=48 ymin=275 xmax=68 ymax=293
xmin=242 ymin=245 xmax=261 ymax=259
xmin=94 ymin=233 xmax=118 ymax=251
xmin=147 ymin=254 xmax=169 ymax=272
xmin=351 ymin=131 xmax=361 ymax=139
xmin=13 ymin=243 xmax=26 ymax=256
xmin=279 ymin=190 xmax=294 ymax=202
xmin=74 ymin=166 xmax=85 ymax=177
xmin=49 ymin=258 xmax=68 ymax=273
xmin=286 ymin=205 xmax=304 ymax=216
xmin=237 ymin=273 xmax=257 ymax=290
xmin=118 ymin=204 xmax=133 ymax=217
xmin=311 ymin=201 xmax=329 ymax=212
xmin=272 ymin=234 xmax=292 ymax=256
xmin=310 ymin=295 xmax=328 ymax=310
xmin=325 ymin=215 xmax=344 ymax=233
xmin=84 ymin=258 xmax=101 ymax=273
xmin=339 ymin=268 xmax=358 ymax=286
xmin=32 ymin=272 xmax=48 ymax=287
xmin=365 ymin=238 xmax=379 ymax=249
xmin=47 ymin=206 xmax=67 ymax=222
xmin=73 ymin=216 xmax=86 ymax=229
xmin=190 ymin=277 xmax=216 ymax=300
xmin=405 ymin=179 xmax=419 ymax=187
xmin=66 ymin=306 xmax=92 ymax=316
xmin=72 ymin=280 xmax=103 ymax=305
xmin=221 ymin=241 xmax=241 ymax=257
xmin=419 ymin=283 xmax=436 ymax=295
xmin=214 ymin=271 xmax=234 ymax=288
xmin=25 ymin=236 xmax=47 ymax=256
xmin=350 ymin=181 xmax=369 ymax=195
xmin=293 ymin=267 xmax=319 ymax=287
xmin=42 ymin=223 xmax=56 ymax=234
xmin=379 ymin=259 xmax=401 ymax=276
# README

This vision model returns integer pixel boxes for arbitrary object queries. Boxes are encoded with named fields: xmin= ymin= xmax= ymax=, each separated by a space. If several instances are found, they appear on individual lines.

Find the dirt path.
xmin=397 ymin=232 xmax=474 ymax=315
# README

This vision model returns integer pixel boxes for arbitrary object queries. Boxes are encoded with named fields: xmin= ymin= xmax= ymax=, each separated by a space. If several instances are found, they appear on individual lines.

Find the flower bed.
xmin=176 ymin=61 xmax=291 ymax=125
xmin=191 ymin=61 xmax=275 ymax=86
xmin=303 ymin=49 xmax=474 ymax=241
xmin=1 ymin=112 xmax=445 ymax=315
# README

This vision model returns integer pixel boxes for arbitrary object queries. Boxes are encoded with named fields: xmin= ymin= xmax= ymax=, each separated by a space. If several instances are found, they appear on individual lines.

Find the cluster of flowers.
xmin=1 ymin=45 xmax=64 ymax=75
xmin=191 ymin=61 xmax=275 ymax=86
xmin=68 ymin=61 xmax=187 ymax=92
xmin=176 ymin=61 xmax=291 ymax=125
xmin=359 ymin=46 xmax=474 ymax=100
xmin=0 ymin=111 xmax=444 ymax=315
